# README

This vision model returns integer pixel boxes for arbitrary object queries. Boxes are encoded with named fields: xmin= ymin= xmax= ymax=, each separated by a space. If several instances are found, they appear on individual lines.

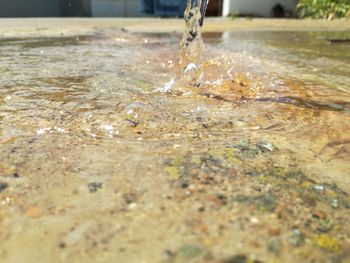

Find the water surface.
xmin=0 ymin=28 xmax=349 ymax=263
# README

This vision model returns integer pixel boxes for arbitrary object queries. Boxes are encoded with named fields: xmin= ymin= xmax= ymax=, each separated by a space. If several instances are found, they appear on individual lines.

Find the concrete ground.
xmin=0 ymin=18 xmax=349 ymax=263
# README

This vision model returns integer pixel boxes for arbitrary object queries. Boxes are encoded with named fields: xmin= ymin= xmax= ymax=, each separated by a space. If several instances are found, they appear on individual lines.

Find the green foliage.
xmin=297 ymin=0 xmax=350 ymax=19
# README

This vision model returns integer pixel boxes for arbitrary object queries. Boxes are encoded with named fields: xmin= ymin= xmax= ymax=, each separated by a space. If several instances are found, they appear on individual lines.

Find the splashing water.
xmin=179 ymin=0 xmax=206 ymax=85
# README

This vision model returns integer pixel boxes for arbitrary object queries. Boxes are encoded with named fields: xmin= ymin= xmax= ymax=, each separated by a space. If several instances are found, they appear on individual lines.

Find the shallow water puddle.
xmin=0 ymin=28 xmax=349 ymax=263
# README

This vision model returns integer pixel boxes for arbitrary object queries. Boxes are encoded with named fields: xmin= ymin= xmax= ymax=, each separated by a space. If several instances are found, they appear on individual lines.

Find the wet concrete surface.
xmin=0 ymin=19 xmax=349 ymax=263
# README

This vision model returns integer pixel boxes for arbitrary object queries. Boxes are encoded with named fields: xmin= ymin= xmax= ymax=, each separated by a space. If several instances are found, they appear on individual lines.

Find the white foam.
xmin=156 ymin=78 xmax=175 ymax=93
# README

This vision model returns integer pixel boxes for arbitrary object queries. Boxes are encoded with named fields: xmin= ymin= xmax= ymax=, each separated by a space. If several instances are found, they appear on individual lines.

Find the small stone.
xmin=257 ymin=142 xmax=273 ymax=152
xmin=331 ymin=199 xmax=339 ymax=208
xmin=123 ymin=193 xmax=136 ymax=204
xmin=288 ymin=229 xmax=305 ymax=247
xmin=268 ymin=238 xmax=283 ymax=255
xmin=25 ymin=207 xmax=41 ymax=218
xmin=313 ymin=185 xmax=324 ymax=192
xmin=268 ymin=228 xmax=281 ymax=236
xmin=58 ymin=242 xmax=66 ymax=248
xmin=0 ymin=182 xmax=8 ymax=193
xmin=88 ymin=182 xmax=103 ymax=193
xmin=312 ymin=210 xmax=327 ymax=220
xmin=198 ymin=206 xmax=205 ymax=212
xmin=163 ymin=250 xmax=173 ymax=258
xmin=179 ymin=180 xmax=189 ymax=189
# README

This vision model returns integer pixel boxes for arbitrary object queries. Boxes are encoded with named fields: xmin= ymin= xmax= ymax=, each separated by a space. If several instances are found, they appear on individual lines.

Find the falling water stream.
xmin=179 ymin=0 xmax=205 ymax=84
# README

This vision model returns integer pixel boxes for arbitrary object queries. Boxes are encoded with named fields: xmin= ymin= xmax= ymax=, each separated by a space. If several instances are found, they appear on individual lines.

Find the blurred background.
xmin=0 ymin=0 xmax=299 ymax=18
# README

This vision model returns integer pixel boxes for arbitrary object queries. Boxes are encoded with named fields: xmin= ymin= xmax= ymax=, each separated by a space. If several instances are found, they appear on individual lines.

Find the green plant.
xmin=297 ymin=0 xmax=350 ymax=19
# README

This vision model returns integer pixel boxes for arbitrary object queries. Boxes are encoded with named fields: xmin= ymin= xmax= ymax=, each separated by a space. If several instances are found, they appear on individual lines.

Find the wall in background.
xmin=0 ymin=0 xmax=225 ymax=18
xmin=223 ymin=0 xmax=298 ymax=17
xmin=0 ymin=0 xmax=92 ymax=17
xmin=0 ymin=0 xmax=60 ymax=17
xmin=91 ymin=0 xmax=141 ymax=17
xmin=60 ymin=0 xmax=91 ymax=16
